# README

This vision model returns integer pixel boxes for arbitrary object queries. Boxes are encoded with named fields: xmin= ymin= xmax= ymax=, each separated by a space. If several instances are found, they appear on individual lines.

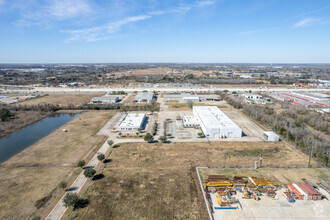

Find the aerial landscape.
xmin=0 ymin=0 xmax=329 ymax=220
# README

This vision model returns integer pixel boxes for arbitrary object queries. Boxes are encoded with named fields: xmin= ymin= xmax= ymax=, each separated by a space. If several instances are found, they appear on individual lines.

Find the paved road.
xmin=154 ymin=97 xmax=167 ymax=140
xmin=1 ymin=85 xmax=328 ymax=94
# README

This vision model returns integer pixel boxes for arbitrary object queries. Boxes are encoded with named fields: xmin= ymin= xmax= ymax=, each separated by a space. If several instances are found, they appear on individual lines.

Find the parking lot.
xmin=162 ymin=109 xmax=264 ymax=142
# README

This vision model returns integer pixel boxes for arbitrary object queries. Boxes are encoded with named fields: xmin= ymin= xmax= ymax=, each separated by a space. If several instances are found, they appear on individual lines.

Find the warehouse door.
xmin=228 ymin=132 xmax=233 ymax=138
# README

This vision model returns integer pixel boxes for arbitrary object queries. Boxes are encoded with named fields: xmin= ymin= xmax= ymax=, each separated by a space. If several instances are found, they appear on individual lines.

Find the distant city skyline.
xmin=0 ymin=0 xmax=330 ymax=63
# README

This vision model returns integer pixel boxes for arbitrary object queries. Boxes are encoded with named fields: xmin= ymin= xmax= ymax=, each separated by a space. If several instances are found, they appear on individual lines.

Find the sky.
xmin=0 ymin=0 xmax=330 ymax=63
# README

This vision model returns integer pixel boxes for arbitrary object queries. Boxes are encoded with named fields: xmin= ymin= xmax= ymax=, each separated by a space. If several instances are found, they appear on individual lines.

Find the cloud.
xmin=62 ymin=1 xmax=210 ymax=43
xmin=197 ymin=0 xmax=217 ymax=7
xmin=48 ymin=0 xmax=91 ymax=19
xmin=236 ymin=27 xmax=279 ymax=36
xmin=293 ymin=17 xmax=323 ymax=28
xmin=12 ymin=0 xmax=93 ymax=28
xmin=148 ymin=6 xmax=192 ymax=15
xmin=63 ymin=15 xmax=152 ymax=42
xmin=236 ymin=30 xmax=261 ymax=36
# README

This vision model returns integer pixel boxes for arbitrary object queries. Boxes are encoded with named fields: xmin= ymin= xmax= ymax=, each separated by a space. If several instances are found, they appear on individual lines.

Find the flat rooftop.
xmin=135 ymin=92 xmax=154 ymax=100
xmin=164 ymin=93 xmax=219 ymax=99
xmin=193 ymin=106 xmax=240 ymax=129
xmin=183 ymin=116 xmax=200 ymax=124
xmin=118 ymin=113 xmax=145 ymax=128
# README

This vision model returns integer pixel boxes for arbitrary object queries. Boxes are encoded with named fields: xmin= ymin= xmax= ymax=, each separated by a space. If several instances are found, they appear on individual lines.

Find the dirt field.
xmin=63 ymin=141 xmax=315 ymax=220
xmin=0 ymin=110 xmax=114 ymax=220
xmin=166 ymin=101 xmax=232 ymax=111
xmin=17 ymin=94 xmax=102 ymax=107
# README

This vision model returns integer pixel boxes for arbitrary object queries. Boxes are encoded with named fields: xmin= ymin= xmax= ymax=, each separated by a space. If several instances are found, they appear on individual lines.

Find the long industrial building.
xmin=164 ymin=93 xmax=221 ymax=102
xmin=193 ymin=106 xmax=242 ymax=138
xmin=135 ymin=92 xmax=154 ymax=103
xmin=117 ymin=113 xmax=146 ymax=131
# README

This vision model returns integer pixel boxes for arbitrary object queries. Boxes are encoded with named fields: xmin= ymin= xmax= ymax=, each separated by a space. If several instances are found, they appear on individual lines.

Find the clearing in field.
xmin=63 ymin=141 xmax=315 ymax=220
xmin=17 ymin=93 xmax=102 ymax=107
xmin=0 ymin=110 xmax=114 ymax=220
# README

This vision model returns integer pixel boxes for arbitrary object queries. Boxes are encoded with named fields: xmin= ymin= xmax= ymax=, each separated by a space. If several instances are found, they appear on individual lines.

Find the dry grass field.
xmin=17 ymin=94 xmax=102 ymax=107
xmin=63 ymin=141 xmax=315 ymax=220
xmin=166 ymin=102 xmax=232 ymax=111
xmin=0 ymin=110 xmax=50 ymax=138
xmin=0 ymin=110 xmax=114 ymax=220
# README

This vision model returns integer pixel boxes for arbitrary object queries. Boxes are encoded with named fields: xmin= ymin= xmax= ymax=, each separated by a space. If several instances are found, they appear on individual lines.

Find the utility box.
xmin=262 ymin=131 xmax=279 ymax=142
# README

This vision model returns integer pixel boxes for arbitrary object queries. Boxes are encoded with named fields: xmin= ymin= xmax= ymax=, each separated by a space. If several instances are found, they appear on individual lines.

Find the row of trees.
xmin=121 ymin=103 xmax=159 ymax=112
xmin=220 ymin=92 xmax=329 ymax=166
xmin=0 ymin=108 xmax=13 ymax=121
xmin=242 ymin=105 xmax=329 ymax=166
xmin=61 ymin=140 xmax=116 ymax=210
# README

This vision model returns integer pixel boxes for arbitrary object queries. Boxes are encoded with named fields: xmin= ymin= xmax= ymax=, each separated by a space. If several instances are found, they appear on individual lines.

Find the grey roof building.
xmin=91 ymin=96 xmax=119 ymax=103
xmin=135 ymin=92 xmax=154 ymax=103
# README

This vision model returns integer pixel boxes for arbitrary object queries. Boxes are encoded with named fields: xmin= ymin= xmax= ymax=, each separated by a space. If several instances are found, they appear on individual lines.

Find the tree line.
xmin=219 ymin=92 xmax=329 ymax=166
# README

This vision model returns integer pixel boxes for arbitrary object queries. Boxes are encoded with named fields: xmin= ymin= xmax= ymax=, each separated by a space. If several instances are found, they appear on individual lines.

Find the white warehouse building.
xmin=135 ymin=92 xmax=154 ymax=103
xmin=242 ymin=93 xmax=262 ymax=99
xmin=263 ymin=131 xmax=279 ymax=142
xmin=117 ymin=113 xmax=146 ymax=131
xmin=193 ymin=106 xmax=242 ymax=138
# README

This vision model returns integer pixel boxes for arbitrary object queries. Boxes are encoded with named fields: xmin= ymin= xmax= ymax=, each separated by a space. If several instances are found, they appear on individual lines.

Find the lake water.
xmin=0 ymin=113 xmax=79 ymax=164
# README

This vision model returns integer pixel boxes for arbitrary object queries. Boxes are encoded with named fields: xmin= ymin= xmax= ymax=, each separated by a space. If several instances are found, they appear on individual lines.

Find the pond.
xmin=0 ymin=113 xmax=79 ymax=164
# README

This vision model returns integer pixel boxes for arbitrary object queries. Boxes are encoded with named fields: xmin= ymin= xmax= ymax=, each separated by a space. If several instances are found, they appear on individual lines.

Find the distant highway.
xmin=0 ymin=85 xmax=328 ymax=94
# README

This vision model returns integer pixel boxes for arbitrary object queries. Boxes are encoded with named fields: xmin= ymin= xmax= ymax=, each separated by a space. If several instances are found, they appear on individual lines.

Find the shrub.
xmin=158 ymin=136 xmax=167 ymax=143
xmin=84 ymin=168 xmax=96 ymax=178
xmin=97 ymin=153 xmax=105 ymax=161
xmin=77 ymin=160 xmax=85 ymax=168
xmin=107 ymin=140 xmax=114 ymax=146
xmin=144 ymin=133 xmax=154 ymax=143
xmin=63 ymin=193 xmax=79 ymax=208
xmin=59 ymin=181 xmax=68 ymax=190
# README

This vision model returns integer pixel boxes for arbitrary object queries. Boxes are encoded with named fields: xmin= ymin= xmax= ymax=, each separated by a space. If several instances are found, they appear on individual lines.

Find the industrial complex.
xmin=117 ymin=113 xmax=146 ymax=131
xmin=192 ymin=106 xmax=242 ymax=138
xmin=90 ymin=96 xmax=119 ymax=104
xmin=264 ymin=91 xmax=330 ymax=108
xmin=134 ymin=91 xmax=154 ymax=103
xmin=164 ymin=93 xmax=221 ymax=102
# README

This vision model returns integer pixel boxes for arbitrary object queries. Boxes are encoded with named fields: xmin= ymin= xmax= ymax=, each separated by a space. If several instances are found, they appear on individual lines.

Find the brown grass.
xmin=166 ymin=102 xmax=236 ymax=111
xmin=0 ymin=110 xmax=50 ymax=138
xmin=63 ymin=141 xmax=314 ymax=220
xmin=0 ymin=110 xmax=114 ymax=220
xmin=17 ymin=94 xmax=102 ymax=107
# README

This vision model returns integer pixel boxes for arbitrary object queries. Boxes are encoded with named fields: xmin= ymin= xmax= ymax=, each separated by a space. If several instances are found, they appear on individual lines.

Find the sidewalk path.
xmin=45 ymin=138 xmax=112 ymax=220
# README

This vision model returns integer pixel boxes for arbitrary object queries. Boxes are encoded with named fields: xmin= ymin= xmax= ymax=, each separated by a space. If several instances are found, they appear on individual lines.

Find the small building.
xmin=91 ymin=96 xmax=119 ymax=104
xmin=243 ymin=93 xmax=262 ymax=99
xmin=117 ymin=113 xmax=146 ymax=131
xmin=287 ymin=183 xmax=322 ymax=200
xmin=183 ymin=116 xmax=200 ymax=127
xmin=193 ymin=106 xmax=242 ymax=138
xmin=263 ymin=131 xmax=279 ymax=141
xmin=135 ymin=92 xmax=154 ymax=103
